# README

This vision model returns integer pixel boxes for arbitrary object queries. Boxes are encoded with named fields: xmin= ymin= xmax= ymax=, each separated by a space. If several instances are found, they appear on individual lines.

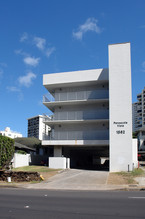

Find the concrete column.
xmin=54 ymin=146 xmax=62 ymax=157
xmin=109 ymin=43 xmax=133 ymax=172
xmin=140 ymin=139 xmax=144 ymax=148
xmin=66 ymin=158 xmax=70 ymax=168
xmin=132 ymin=139 xmax=138 ymax=169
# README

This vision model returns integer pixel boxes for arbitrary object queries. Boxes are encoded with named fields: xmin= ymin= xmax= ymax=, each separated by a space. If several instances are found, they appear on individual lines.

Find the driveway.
xmin=26 ymin=169 xmax=109 ymax=190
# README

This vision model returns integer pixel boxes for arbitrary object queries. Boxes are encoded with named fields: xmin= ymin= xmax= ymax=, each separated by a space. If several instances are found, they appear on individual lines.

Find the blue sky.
xmin=0 ymin=0 xmax=145 ymax=136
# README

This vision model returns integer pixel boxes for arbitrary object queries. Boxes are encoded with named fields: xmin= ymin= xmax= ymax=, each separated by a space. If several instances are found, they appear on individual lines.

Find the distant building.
xmin=132 ymin=102 xmax=138 ymax=132
xmin=133 ymin=87 xmax=145 ymax=150
xmin=27 ymin=115 xmax=50 ymax=140
xmin=132 ymin=87 xmax=145 ymax=132
xmin=0 ymin=127 xmax=22 ymax=139
xmin=137 ymin=127 xmax=145 ymax=150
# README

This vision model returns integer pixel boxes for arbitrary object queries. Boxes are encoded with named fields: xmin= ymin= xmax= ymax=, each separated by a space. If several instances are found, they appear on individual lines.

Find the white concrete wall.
xmin=132 ymin=139 xmax=138 ymax=169
xmin=49 ymin=157 xmax=70 ymax=169
xmin=43 ymin=68 xmax=108 ymax=89
xmin=12 ymin=153 xmax=31 ymax=168
xmin=39 ymin=116 xmax=43 ymax=140
xmin=109 ymin=43 xmax=133 ymax=172
xmin=42 ymin=139 xmax=109 ymax=146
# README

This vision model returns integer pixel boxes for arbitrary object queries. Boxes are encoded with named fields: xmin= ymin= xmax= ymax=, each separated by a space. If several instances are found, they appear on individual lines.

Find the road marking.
xmin=24 ymin=206 xmax=30 ymax=208
xmin=129 ymin=197 xmax=145 ymax=199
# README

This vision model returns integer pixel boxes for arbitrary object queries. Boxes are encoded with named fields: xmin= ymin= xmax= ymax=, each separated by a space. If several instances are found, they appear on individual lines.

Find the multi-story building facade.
xmin=0 ymin=127 xmax=22 ymax=139
xmin=27 ymin=115 xmax=50 ymax=140
xmin=132 ymin=102 xmax=138 ymax=132
xmin=42 ymin=43 xmax=138 ymax=172
xmin=43 ymin=69 xmax=109 ymax=169
xmin=133 ymin=87 xmax=145 ymax=132
xmin=133 ymin=87 xmax=145 ymax=150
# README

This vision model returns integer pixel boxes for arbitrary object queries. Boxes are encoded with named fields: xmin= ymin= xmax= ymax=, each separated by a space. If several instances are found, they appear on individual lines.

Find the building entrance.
xmin=63 ymin=146 xmax=109 ymax=171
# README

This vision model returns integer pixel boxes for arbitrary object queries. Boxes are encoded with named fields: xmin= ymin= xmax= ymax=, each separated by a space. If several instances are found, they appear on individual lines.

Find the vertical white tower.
xmin=109 ymin=43 xmax=133 ymax=172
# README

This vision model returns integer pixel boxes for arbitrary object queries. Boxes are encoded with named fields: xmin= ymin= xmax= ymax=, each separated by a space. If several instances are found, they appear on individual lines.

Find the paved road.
xmin=0 ymin=188 xmax=145 ymax=218
xmin=26 ymin=169 xmax=109 ymax=190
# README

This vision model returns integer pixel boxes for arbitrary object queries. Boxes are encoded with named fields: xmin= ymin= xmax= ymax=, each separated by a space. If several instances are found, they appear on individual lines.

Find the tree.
xmin=133 ymin=132 xmax=138 ymax=139
xmin=14 ymin=137 xmax=41 ymax=148
xmin=0 ymin=136 xmax=15 ymax=170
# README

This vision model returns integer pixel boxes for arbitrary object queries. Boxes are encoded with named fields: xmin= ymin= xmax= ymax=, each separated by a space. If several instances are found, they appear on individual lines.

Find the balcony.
xmin=43 ymin=129 xmax=109 ymax=140
xmin=43 ymin=110 xmax=109 ymax=125
xmin=43 ymin=89 xmax=109 ymax=102
xmin=137 ymin=94 xmax=142 ymax=98
xmin=43 ymin=90 xmax=109 ymax=111
xmin=137 ymin=110 xmax=142 ymax=113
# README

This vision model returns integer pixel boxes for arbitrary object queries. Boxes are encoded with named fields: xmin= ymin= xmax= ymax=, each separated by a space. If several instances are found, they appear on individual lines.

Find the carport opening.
xmin=63 ymin=146 xmax=109 ymax=171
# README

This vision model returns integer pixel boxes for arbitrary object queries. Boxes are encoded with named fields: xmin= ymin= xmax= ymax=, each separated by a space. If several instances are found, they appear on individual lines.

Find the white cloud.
xmin=6 ymin=86 xmax=23 ymax=101
xmin=7 ymin=86 xmax=20 ymax=92
xmin=18 ymin=72 xmax=36 ymax=87
xmin=19 ymin=33 xmax=55 ymax=59
xmin=23 ymin=56 xmax=40 ymax=67
xmin=15 ymin=49 xmax=28 ymax=56
xmin=73 ymin=18 xmax=102 ymax=40
xmin=15 ymin=50 xmax=39 ymax=66
xmin=20 ymin=32 xmax=28 ymax=42
xmin=46 ymin=47 xmax=56 ymax=57
xmin=33 ymin=36 xmax=55 ymax=58
xmin=34 ymin=37 xmax=46 ymax=50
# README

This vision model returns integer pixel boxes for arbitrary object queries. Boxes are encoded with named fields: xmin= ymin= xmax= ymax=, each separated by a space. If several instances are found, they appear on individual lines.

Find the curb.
xmin=1 ymin=183 xmax=145 ymax=191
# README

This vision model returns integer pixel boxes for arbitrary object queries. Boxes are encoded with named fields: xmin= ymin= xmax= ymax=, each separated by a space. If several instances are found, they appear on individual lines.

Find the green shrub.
xmin=0 ymin=136 xmax=15 ymax=170
xmin=131 ymin=168 xmax=144 ymax=176
xmin=16 ymin=150 xmax=27 ymax=155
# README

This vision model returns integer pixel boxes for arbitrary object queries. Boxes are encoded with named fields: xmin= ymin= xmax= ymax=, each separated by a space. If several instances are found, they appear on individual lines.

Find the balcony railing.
xmin=43 ymin=110 xmax=109 ymax=122
xmin=43 ymin=93 xmax=55 ymax=102
xmin=43 ymin=130 xmax=109 ymax=141
xmin=43 ymin=89 xmax=109 ymax=103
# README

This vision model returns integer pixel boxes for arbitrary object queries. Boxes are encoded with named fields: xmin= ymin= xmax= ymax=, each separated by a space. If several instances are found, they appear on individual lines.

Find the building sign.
xmin=113 ymin=121 xmax=128 ymax=135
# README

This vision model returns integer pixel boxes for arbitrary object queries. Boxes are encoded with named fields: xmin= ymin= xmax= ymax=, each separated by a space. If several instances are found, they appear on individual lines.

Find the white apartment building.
xmin=27 ymin=115 xmax=50 ymax=140
xmin=0 ymin=127 xmax=22 ymax=139
xmin=133 ymin=87 xmax=145 ymax=150
xmin=42 ymin=42 xmax=138 ymax=172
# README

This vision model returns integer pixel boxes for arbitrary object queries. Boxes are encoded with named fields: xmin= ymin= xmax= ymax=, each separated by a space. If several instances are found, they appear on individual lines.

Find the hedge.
xmin=0 ymin=136 xmax=14 ymax=170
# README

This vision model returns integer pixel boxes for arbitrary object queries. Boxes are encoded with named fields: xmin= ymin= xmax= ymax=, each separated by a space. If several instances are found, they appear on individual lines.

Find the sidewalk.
xmin=1 ymin=169 xmax=145 ymax=191
xmin=0 ymin=181 xmax=144 ymax=191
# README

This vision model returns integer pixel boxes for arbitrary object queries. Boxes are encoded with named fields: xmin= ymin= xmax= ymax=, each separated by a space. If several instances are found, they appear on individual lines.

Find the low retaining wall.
xmin=0 ymin=171 xmax=41 ymax=182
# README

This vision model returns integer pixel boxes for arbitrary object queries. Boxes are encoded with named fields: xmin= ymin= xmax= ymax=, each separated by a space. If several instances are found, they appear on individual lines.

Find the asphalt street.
xmin=0 ymin=188 xmax=145 ymax=219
